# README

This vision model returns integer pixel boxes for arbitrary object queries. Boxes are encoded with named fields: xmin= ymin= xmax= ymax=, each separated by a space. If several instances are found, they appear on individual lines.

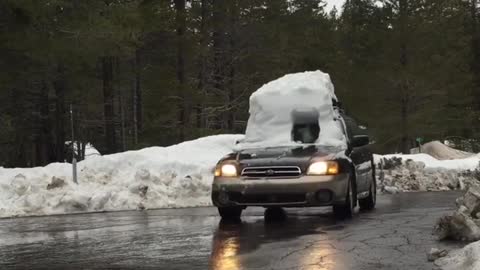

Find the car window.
xmin=292 ymin=123 xmax=320 ymax=144
xmin=341 ymin=113 xmax=366 ymax=142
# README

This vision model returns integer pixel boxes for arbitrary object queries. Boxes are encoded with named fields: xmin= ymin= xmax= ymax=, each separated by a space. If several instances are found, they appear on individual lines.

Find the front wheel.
xmin=359 ymin=173 xmax=376 ymax=211
xmin=218 ymin=207 xmax=243 ymax=220
xmin=333 ymin=178 xmax=354 ymax=219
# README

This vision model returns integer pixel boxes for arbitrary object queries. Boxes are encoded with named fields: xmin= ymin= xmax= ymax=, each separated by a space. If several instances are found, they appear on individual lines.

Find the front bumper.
xmin=211 ymin=174 xmax=349 ymax=207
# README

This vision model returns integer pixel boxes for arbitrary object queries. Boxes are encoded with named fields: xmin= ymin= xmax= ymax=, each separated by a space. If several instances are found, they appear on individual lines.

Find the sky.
xmin=325 ymin=0 xmax=346 ymax=12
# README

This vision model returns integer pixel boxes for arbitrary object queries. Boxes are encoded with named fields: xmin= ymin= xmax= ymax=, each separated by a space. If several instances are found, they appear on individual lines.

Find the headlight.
xmin=215 ymin=164 xmax=238 ymax=177
xmin=307 ymin=161 xmax=339 ymax=175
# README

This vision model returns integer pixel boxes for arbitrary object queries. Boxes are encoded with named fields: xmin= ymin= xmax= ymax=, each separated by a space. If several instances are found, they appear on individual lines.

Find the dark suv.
xmin=211 ymin=105 xmax=376 ymax=220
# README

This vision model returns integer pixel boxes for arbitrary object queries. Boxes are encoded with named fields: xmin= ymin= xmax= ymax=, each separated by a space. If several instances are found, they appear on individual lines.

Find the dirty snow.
xmin=375 ymin=153 xmax=480 ymax=171
xmin=434 ymin=240 xmax=480 ymax=270
xmin=0 ymin=135 xmax=243 ymax=218
xmin=238 ymin=70 xmax=347 ymax=149
xmin=376 ymin=153 xmax=480 ymax=193
xmin=433 ymin=184 xmax=480 ymax=242
xmin=431 ymin=183 xmax=480 ymax=270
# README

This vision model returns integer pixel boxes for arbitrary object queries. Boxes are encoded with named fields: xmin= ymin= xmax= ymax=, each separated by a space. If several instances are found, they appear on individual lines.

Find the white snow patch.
xmin=418 ymin=141 xmax=474 ymax=160
xmin=237 ymin=70 xmax=347 ymax=150
xmin=85 ymin=143 xmax=101 ymax=158
xmin=376 ymin=155 xmax=480 ymax=193
xmin=435 ymin=241 xmax=480 ymax=270
xmin=66 ymin=142 xmax=101 ymax=159
xmin=0 ymin=135 xmax=243 ymax=218
xmin=375 ymin=153 xmax=480 ymax=171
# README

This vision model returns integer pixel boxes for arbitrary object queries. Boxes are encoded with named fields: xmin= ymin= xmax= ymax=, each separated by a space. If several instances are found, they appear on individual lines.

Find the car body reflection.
xmin=209 ymin=209 xmax=341 ymax=270
xmin=210 ymin=233 xmax=240 ymax=270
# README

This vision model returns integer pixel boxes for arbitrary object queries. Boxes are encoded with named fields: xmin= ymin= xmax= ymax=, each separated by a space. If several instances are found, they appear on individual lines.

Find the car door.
xmin=341 ymin=113 xmax=372 ymax=193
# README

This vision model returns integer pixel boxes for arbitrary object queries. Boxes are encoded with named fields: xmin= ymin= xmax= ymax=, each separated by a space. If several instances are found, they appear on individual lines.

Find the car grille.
xmin=241 ymin=166 xmax=302 ymax=178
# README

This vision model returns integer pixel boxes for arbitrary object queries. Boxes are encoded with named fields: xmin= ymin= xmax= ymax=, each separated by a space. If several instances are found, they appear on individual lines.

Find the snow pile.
xmin=434 ymin=241 xmax=480 ymax=270
xmin=418 ymin=141 xmax=474 ymax=160
xmin=433 ymin=185 xmax=480 ymax=242
xmin=67 ymin=142 xmax=101 ymax=159
xmin=377 ymin=153 xmax=480 ymax=171
xmin=376 ymin=155 xmax=480 ymax=193
xmin=238 ymin=70 xmax=347 ymax=149
xmin=85 ymin=143 xmax=101 ymax=158
xmin=376 ymin=142 xmax=480 ymax=193
xmin=0 ymin=135 xmax=243 ymax=218
xmin=433 ymin=186 xmax=480 ymax=269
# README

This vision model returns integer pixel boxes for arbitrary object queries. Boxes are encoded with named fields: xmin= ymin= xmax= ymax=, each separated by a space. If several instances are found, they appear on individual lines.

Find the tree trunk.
xmin=471 ymin=0 xmax=480 ymax=116
xmin=226 ymin=0 xmax=238 ymax=131
xmin=119 ymin=93 xmax=126 ymax=151
xmin=102 ymin=56 xmax=117 ymax=154
xmin=53 ymin=64 xmax=66 ymax=162
xmin=399 ymin=0 xmax=410 ymax=154
xmin=212 ymin=0 xmax=227 ymax=130
xmin=195 ymin=0 xmax=208 ymax=129
xmin=400 ymin=96 xmax=410 ymax=153
xmin=35 ymin=81 xmax=52 ymax=166
xmin=10 ymin=88 xmax=28 ymax=167
xmin=175 ymin=0 xmax=188 ymax=141
xmin=134 ymin=49 xmax=143 ymax=134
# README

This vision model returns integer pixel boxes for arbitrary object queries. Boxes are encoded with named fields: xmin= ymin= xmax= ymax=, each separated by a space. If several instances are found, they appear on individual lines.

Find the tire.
xmin=218 ymin=207 xmax=243 ymax=220
xmin=359 ymin=170 xmax=376 ymax=211
xmin=333 ymin=177 xmax=354 ymax=219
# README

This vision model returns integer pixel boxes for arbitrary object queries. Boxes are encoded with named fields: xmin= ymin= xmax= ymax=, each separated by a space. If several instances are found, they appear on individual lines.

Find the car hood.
xmin=235 ymin=145 xmax=344 ymax=168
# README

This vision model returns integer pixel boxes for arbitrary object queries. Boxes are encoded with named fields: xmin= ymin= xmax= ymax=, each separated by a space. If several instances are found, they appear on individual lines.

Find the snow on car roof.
xmin=236 ymin=70 xmax=347 ymax=150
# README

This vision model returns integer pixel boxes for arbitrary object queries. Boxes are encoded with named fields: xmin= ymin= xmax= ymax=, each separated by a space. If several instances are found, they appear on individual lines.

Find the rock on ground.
xmin=46 ymin=177 xmax=66 ymax=190
xmin=427 ymin=248 xmax=448 ymax=262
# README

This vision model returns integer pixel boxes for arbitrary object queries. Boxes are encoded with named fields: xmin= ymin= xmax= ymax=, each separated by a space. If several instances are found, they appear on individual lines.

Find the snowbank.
xmin=376 ymin=155 xmax=480 ymax=193
xmin=376 ymin=145 xmax=480 ymax=193
xmin=435 ymin=241 xmax=480 ymax=270
xmin=66 ymin=142 xmax=101 ymax=159
xmin=418 ymin=141 xmax=474 ymax=160
xmin=430 ymin=184 xmax=480 ymax=270
xmin=1 ymin=136 xmax=480 ymax=218
xmin=375 ymin=153 xmax=480 ymax=171
xmin=433 ymin=185 xmax=480 ymax=242
xmin=85 ymin=143 xmax=101 ymax=158
xmin=238 ymin=70 xmax=347 ymax=149
xmin=433 ymin=186 xmax=480 ymax=270
xmin=0 ymin=135 xmax=243 ymax=218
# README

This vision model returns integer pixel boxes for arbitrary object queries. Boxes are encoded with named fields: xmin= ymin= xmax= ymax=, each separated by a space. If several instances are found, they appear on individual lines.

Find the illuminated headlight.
xmin=215 ymin=164 xmax=238 ymax=177
xmin=307 ymin=161 xmax=339 ymax=175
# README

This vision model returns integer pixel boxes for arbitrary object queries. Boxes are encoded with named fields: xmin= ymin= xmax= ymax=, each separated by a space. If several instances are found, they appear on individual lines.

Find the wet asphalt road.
xmin=0 ymin=192 xmax=463 ymax=270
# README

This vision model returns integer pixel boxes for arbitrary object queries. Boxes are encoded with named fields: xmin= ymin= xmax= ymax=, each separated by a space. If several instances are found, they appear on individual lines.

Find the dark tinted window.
xmin=341 ymin=113 xmax=366 ymax=141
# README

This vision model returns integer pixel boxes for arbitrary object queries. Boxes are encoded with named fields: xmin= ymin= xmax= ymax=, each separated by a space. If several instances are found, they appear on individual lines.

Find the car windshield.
xmin=292 ymin=123 xmax=319 ymax=144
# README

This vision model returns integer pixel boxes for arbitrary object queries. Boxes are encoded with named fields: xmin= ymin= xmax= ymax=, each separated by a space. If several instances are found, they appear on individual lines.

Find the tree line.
xmin=0 ymin=0 xmax=479 ymax=167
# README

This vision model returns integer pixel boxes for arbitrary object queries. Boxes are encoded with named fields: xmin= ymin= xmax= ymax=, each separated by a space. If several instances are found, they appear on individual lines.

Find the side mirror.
xmin=352 ymin=135 xmax=370 ymax=147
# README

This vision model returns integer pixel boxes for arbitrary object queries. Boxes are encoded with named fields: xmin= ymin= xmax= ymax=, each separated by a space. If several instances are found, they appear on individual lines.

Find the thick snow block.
xmin=434 ymin=185 xmax=480 ymax=241
xmin=238 ymin=70 xmax=347 ymax=149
